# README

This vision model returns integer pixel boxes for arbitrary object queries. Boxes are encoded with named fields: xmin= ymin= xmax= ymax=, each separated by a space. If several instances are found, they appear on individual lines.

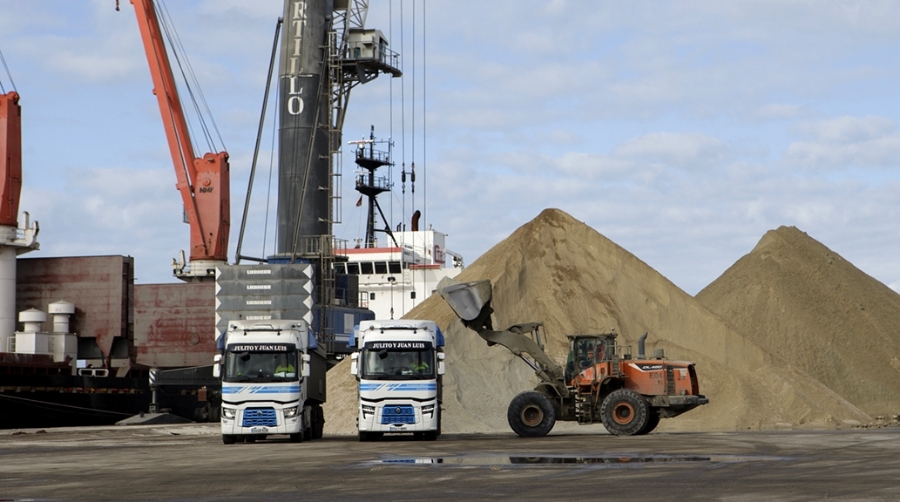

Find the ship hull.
xmin=0 ymin=373 xmax=151 ymax=429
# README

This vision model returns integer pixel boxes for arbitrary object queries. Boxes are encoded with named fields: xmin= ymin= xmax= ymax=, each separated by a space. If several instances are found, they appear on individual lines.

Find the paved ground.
xmin=1 ymin=424 xmax=899 ymax=501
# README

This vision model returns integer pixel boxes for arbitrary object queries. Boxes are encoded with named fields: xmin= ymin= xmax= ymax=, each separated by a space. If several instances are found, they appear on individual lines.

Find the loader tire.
xmin=601 ymin=389 xmax=649 ymax=436
xmin=507 ymin=391 xmax=556 ymax=437
xmin=636 ymin=408 xmax=661 ymax=435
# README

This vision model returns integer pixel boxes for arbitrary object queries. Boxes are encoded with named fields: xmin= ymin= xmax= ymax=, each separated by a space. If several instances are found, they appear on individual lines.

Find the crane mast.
xmin=129 ymin=0 xmax=230 ymax=280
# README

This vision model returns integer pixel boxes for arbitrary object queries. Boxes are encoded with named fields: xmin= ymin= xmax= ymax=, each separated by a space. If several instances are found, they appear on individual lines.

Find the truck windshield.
xmin=361 ymin=349 xmax=434 ymax=380
xmin=223 ymin=351 xmax=298 ymax=383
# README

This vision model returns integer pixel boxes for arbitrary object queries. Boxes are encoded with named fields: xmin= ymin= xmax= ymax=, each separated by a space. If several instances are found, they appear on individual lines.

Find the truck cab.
xmin=216 ymin=320 xmax=327 ymax=444
xmin=350 ymin=319 xmax=445 ymax=441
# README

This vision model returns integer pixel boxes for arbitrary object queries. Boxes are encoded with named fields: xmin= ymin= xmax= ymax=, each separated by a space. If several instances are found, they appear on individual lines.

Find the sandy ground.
xmin=5 ymin=423 xmax=900 ymax=501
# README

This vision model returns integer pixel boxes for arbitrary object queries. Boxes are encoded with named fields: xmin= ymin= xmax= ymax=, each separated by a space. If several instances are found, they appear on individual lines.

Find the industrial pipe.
xmin=637 ymin=332 xmax=648 ymax=359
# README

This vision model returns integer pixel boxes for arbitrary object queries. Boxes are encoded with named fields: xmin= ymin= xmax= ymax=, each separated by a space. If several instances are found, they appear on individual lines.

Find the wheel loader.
xmin=437 ymin=277 xmax=708 ymax=436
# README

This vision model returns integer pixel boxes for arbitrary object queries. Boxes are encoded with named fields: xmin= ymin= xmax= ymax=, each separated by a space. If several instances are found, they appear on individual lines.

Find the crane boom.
xmin=130 ymin=0 xmax=230 ymax=277
xmin=0 ymin=91 xmax=22 ymax=227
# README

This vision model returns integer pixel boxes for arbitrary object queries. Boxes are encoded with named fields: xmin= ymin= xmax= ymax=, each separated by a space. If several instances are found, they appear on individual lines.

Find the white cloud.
xmin=614 ymin=132 xmax=729 ymax=170
xmin=795 ymin=116 xmax=896 ymax=142
xmin=20 ymin=166 xmax=185 ymax=283
xmin=755 ymin=103 xmax=808 ymax=120
xmin=785 ymin=116 xmax=900 ymax=170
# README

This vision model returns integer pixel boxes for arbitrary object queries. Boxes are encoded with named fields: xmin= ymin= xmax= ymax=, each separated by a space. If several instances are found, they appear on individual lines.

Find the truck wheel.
xmin=600 ymin=389 xmax=649 ymax=436
xmin=312 ymin=405 xmax=324 ymax=439
xmin=289 ymin=432 xmax=303 ymax=443
xmin=636 ymin=408 xmax=661 ymax=435
xmin=358 ymin=431 xmax=383 ymax=442
xmin=423 ymin=430 xmax=438 ymax=441
xmin=507 ymin=391 xmax=556 ymax=437
xmin=222 ymin=435 xmax=236 ymax=445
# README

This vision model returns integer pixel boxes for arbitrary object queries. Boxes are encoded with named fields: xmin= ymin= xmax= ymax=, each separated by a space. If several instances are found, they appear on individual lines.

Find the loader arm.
xmin=437 ymin=278 xmax=568 ymax=396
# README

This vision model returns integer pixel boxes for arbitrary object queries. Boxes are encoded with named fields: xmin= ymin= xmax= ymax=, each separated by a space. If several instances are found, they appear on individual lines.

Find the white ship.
xmin=335 ymin=129 xmax=464 ymax=320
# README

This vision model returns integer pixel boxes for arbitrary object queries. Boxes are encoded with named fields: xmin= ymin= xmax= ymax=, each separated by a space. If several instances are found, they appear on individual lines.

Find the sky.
xmin=1 ymin=0 xmax=899 ymax=295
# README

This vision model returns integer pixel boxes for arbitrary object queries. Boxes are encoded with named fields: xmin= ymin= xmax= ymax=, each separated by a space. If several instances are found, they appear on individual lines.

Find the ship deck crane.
xmin=0 ymin=85 xmax=40 ymax=350
xmin=128 ymin=0 xmax=230 ymax=280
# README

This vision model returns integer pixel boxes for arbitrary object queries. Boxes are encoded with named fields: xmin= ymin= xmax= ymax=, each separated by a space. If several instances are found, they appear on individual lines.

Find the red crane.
xmin=129 ymin=0 xmax=230 ymax=279
xmin=0 ymin=91 xmax=22 ymax=228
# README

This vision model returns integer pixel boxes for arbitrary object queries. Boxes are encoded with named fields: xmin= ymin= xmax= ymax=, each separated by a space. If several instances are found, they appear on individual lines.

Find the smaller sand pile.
xmin=697 ymin=226 xmax=900 ymax=420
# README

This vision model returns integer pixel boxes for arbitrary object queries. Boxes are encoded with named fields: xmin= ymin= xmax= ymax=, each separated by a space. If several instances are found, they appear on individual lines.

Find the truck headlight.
xmin=283 ymin=405 xmax=300 ymax=418
xmin=361 ymin=405 xmax=375 ymax=418
xmin=422 ymin=404 xmax=435 ymax=417
xmin=222 ymin=406 xmax=236 ymax=420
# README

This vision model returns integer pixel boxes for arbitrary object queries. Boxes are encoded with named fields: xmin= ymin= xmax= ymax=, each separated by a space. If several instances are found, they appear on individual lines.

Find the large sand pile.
xmin=324 ymin=210 xmax=870 ymax=435
xmin=696 ymin=226 xmax=900 ymax=419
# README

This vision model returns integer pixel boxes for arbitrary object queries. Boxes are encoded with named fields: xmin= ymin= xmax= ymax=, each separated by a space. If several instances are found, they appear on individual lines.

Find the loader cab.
xmin=564 ymin=334 xmax=617 ymax=383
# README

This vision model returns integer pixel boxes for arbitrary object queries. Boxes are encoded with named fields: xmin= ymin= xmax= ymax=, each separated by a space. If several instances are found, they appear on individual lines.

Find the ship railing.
xmin=294 ymin=235 xmax=349 ymax=259
xmin=355 ymin=147 xmax=391 ymax=164
xmin=355 ymin=174 xmax=392 ymax=191
xmin=343 ymin=41 xmax=400 ymax=70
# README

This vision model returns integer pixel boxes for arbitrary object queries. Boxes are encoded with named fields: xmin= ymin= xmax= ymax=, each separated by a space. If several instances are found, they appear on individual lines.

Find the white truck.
xmin=214 ymin=320 xmax=327 ymax=444
xmin=349 ymin=319 xmax=445 ymax=441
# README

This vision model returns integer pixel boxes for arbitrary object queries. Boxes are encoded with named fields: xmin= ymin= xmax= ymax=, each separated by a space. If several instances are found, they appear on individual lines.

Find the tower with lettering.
xmin=276 ymin=0 xmax=331 ymax=255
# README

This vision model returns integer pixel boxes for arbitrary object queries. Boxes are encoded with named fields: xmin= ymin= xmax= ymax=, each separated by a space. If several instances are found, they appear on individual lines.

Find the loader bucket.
xmin=437 ymin=277 xmax=492 ymax=322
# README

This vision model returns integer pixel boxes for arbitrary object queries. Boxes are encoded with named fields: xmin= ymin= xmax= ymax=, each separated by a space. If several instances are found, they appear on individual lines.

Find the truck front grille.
xmin=381 ymin=405 xmax=415 ymax=424
xmin=242 ymin=407 xmax=277 ymax=427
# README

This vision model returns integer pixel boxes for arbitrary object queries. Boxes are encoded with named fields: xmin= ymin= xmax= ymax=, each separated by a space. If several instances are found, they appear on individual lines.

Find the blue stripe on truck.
xmin=222 ymin=385 xmax=301 ymax=394
xmin=359 ymin=383 xmax=437 ymax=392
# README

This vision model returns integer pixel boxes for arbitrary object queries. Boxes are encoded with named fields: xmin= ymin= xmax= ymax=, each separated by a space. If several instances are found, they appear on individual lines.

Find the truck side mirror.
xmin=437 ymin=352 xmax=446 ymax=376
xmin=350 ymin=352 xmax=359 ymax=376
xmin=212 ymin=354 xmax=222 ymax=378
xmin=301 ymin=353 xmax=311 ymax=378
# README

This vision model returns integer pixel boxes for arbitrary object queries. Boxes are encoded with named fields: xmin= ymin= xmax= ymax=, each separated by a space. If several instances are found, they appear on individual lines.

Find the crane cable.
xmin=155 ymin=0 xmax=226 ymax=154
xmin=0 ymin=48 xmax=15 ymax=94
xmin=264 ymin=85 xmax=279 ymax=259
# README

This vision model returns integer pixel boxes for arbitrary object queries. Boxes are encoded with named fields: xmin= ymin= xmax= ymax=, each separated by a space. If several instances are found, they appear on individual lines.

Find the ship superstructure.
xmin=336 ymin=129 xmax=464 ymax=320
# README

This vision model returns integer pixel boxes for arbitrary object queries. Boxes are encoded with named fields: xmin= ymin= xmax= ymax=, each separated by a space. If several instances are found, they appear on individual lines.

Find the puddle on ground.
xmin=368 ymin=454 xmax=789 ymax=466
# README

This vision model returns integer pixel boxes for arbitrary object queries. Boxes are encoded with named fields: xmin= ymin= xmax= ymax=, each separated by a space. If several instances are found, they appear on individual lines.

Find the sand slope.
xmin=324 ymin=210 xmax=870 ymax=435
xmin=696 ymin=226 xmax=900 ymax=419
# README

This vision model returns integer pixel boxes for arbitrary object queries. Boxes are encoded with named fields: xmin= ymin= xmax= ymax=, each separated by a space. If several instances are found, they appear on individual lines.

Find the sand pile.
xmin=696 ymin=226 xmax=900 ymax=419
xmin=323 ymin=209 xmax=870 ymax=435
